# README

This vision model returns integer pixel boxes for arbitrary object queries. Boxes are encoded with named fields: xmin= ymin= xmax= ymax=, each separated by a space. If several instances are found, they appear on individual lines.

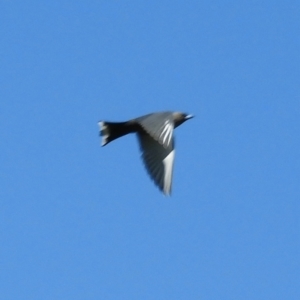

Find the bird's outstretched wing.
xmin=137 ymin=132 xmax=175 ymax=195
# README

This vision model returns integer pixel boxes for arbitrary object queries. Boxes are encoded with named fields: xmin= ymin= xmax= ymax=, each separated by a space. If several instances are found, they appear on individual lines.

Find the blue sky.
xmin=1 ymin=1 xmax=299 ymax=299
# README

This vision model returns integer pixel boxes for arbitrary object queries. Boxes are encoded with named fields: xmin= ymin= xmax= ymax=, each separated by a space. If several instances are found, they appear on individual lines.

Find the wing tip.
xmin=163 ymin=189 xmax=172 ymax=196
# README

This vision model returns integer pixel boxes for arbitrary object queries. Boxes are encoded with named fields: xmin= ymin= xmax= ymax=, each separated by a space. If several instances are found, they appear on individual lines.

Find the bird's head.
xmin=174 ymin=112 xmax=194 ymax=127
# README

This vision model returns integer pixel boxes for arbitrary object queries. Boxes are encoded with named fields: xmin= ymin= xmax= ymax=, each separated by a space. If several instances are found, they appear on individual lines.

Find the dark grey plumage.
xmin=99 ymin=111 xmax=193 ymax=195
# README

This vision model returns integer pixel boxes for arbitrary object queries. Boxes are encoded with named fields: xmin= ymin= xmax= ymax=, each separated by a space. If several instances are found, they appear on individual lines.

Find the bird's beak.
xmin=185 ymin=114 xmax=194 ymax=120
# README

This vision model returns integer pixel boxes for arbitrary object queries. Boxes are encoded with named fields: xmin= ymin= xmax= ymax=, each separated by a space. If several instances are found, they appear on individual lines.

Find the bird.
xmin=98 ymin=111 xmax=193 ymax=195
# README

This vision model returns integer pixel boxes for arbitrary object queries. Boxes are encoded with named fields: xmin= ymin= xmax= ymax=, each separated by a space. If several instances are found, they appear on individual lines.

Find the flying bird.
xmin=98 ymin=111 xmax=193 ymax=195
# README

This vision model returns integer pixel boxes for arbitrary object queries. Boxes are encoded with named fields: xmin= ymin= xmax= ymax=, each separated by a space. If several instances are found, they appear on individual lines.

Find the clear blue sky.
xmin=1 ymin=1 xmax=299 ymax=299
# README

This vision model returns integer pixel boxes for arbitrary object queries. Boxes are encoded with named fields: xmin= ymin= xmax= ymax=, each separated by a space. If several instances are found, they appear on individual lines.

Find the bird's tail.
xmin=98 ymin=121 xmax=133 ymax=146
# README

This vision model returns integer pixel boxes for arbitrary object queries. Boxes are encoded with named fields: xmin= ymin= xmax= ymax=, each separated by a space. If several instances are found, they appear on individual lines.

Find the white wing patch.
xmin=162 ymin=149 xmax=175 ymax=195
xmin=159 ymin=121 xmax=173 ymax=147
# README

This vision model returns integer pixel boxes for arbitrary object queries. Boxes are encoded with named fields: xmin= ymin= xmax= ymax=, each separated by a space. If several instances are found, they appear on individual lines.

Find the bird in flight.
xmin=98 ymin=111 xmax=193 ymax=195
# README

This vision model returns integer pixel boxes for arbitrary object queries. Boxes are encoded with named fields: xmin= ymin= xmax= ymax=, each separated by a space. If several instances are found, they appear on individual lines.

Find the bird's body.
xmin=99 ymin=111 xmax=193 ymax=195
